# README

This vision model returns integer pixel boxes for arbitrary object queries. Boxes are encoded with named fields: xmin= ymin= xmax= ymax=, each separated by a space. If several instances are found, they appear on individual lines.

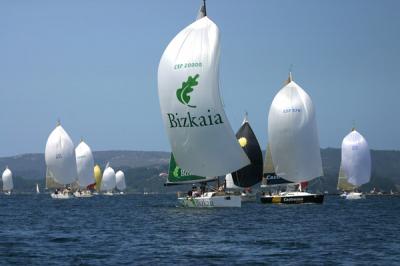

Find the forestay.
xmin=158 ymin=13 xmax=249 ymax=177
xmin=75 ymin=140 xmax=95 ymax=188
xmin=268 ymin=75 xmax=323 ymax=182
xmin=45 ymin=124 xmax=78 ymax=185
xmin=341 ymin=129 xmax=371 ymax=187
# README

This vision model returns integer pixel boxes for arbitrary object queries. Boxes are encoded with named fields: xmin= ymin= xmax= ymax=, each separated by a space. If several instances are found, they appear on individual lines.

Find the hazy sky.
xmin=0 ymin=0 xmax=399 ymax=156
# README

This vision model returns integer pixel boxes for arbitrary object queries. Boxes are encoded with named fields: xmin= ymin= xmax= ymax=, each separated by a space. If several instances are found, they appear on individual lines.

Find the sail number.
xmin=174 ymin=62 xmax=202 ymax=70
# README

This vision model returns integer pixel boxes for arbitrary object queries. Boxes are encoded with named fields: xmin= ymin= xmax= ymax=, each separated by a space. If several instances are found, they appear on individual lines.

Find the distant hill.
xmin=0 ymin=149 xmax=399 ymax=193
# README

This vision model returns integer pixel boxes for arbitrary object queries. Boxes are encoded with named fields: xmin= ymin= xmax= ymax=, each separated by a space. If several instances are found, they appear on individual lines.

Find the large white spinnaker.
xmin=115 ymin=170 xmax=126 ymax=191
xmin=268 ymin=74 xmax=323 ymax=182
xmin=158 ymin=11 xmax=249 ymax=177
xmin=341 ymin=129 xmax=371 ymax=187
xmin=75 ymin=140 xmax=95 ymax=188
xmin=2 ymin=167 xmax=13 ymax=191
xmin=45 ymin=124 xmax=78 ymax=185
xmin=101 ymin=165 xmax=116 ymax=192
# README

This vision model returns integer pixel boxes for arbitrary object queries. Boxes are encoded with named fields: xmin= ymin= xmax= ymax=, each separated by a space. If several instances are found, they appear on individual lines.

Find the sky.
xmin=0 ymin=0 xmax=399 ymax=157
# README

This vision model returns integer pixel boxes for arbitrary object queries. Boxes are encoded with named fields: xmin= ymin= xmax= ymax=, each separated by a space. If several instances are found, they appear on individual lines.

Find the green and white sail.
xmin=158 ymin=3 xmax=250 ymax=177
xmin=165 ymin=153 xmax=216 ymax=185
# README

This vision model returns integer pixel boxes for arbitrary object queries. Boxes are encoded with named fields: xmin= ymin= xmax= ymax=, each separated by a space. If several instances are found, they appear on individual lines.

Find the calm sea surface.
xmin=0 ymin=194 xmax=399 ymax=265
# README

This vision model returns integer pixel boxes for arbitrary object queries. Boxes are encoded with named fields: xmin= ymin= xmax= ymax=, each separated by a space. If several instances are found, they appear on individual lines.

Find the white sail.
xmin=268 ymin=75 xmax=323 ymax=182
xmin=225 ymin=173 xmax=240 ymax=190
xmin=2 ymin=167 xmax=13 ymax=191
xmin=45 ymin=124 xmax=77 ymax=185
xmin=75 ymin=140 xmax=95 ymax=188
xmin=341 ymin=129 xmax=371 ymax=187
xmin=101 ymin=166 xmax=116 ymax=192
xmin=36 ymin=183 xmax=40 ymax=194
xmin=115 ymin=170 xmax=126 ymax=191
xmin=158 ymin=15 xmax=249 ymax=177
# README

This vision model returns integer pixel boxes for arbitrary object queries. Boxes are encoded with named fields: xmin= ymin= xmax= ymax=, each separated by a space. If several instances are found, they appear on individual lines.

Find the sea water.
xmin=0 ymin=194 xmax=399 ymax=265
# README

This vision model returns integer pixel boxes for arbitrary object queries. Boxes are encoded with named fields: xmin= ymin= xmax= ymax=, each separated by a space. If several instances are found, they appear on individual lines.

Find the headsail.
xmin=268 ymin=73 xmax=323 ymax=182
xmin=337 ymin=164 xmax=356 ymax=191
xmin=75 ymin=140 xmax=95 ymax=188
xmin=262 ymin=144 xmax=292 ymax=185
xmin=341 ymin=129 xmax=371 ymax=187
xmin=2 ymin=167 xmax=13 ymax=191
xmin=158 ymin=6 xmax=250 ymax=177
xmin=165 ymin=153 xmax=216 ymax=185
xmin=225 ymin=173 xmax=240 ymax=190
xmin=229 ymin=114 xmax=263 ymax=187
xmin=45 ymin=124 xmax=78 ymax=185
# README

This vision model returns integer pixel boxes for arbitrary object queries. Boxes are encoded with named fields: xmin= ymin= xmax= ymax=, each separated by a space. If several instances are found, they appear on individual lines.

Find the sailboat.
xmin=45 ymin=122 xmax=78 ymax=199
xmin=225 ymin=113 xmax=263 ymax=202
xmin=36 ymin=183 xmax=40 ymax=194
xmin=2 ymin=166 xmax=13 ymax=195
xmin=338 ymin=128 xmax=371 ymax=200
xmin=93 ymin=164 xmax=102 ymax=195
xmin=74 ymin=139 xmax=95 ymax=198
xmin=101 ymin=163 xmax=116 ymax=196
xmin=158 ymin=1 xmax=249 ymax=207
xmin=260 ymin=73 xmax=324 ymax=204
xmin=115 ymin=170 xmax=126 ymax=194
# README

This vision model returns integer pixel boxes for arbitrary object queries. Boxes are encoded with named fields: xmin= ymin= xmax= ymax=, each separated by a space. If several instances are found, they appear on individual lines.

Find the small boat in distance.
xmin=338 ymin=128 xmax=371 ymax=200
xmin=36 ymin=183 xmax=40 ymax=194
xmin=101 ymin=163 xmax=116 ymax=196
xmin=116 ymin=170 xmax=126 ymax=194
xmin=2 ymin=166 xmax=13 ymax=195
xmin=74 ymin=139 xmax=95 ymax=198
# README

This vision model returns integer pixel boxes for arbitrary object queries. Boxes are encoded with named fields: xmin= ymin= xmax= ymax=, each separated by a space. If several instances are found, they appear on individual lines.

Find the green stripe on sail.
xmin=168 ymin=154 xmax=206 ymax=183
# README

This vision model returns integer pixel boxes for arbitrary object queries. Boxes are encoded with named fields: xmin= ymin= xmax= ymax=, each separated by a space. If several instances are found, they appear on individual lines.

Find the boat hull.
xmin=260 ymin=193 xmax=324 ymax=204
xmin=73 ymin=191 xmax=93 ymax=198
xmin=178 ymin=192 xmax=241 ymax=208
xmin=345 ymin=192 xmax=365 ymax=200
xmin=51 ymin=192 xmax=73 ymax=199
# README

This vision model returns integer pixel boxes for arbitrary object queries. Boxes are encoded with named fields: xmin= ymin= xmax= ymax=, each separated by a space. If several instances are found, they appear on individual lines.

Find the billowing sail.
xmin=115 ymin=170 xmax=126 ymax=191
xmin=2 ymin=167 xmax=13 ymax=191
xmin=268 ymin=74 xmax=323 ymax=182
xmin=45 ymin=124 xmax=78 ymax=185
xmin=337 ymin=164 xmax=356 ymax=191
xmin=158 ymin=10 xmax=250 ymax=177
xmin=229 ymin=115 xmax=263 ymax=187
xmin=75 ymin=140 xmax=95 ymax=188
xmin=101 ymin=166 xmax=116 ymax=192
xmin=166 ymin=154 xmax=217 ymax=185
xmin=341 ymin=129 xmax=371 ymax=187
xmin=94 ymin=164 xmax=102 ymax=192
xmin=225 ymin=173 xmax=240 ymax=190
xmin=263 ymin=144 xmax=292 ymax=185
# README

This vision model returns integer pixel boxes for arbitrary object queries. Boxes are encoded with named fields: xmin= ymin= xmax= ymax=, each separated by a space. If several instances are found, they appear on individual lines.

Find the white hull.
xmin=4 ymin=191 xmax=11 ymax=196
xmin=73 ymin=191 xmax=93 ymax=198
xmin=345 ymin=192 xmax=365 ymax=200
xmin=51 ymin=192 xmax=73 ymax=199
xmin=178 ymin=192 xmax=241 ymax=208
xmin=103 ymin=191 xmax=114 ymax=196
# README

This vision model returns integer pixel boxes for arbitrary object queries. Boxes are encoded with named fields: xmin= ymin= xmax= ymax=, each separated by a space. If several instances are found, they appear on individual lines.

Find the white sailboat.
xmin=158 ymin=1 xmax=248 ymax=207
xmin=338 ymin=128 xmax=371 ymax=200
xmin=2 ymin=166 xmax=13 ymax=195
xmin=74 ymin=139 xmax=95 ymax=198
xmin=45 ymin=122 xmax=78 ymax=199
xmin=101 ymin=164 xmax=116 ymax=196
xmin=115 ymin=170 xmax=126 ymax=194
xmin=260 ymin=73 xmax=324 ymax=204
xmin=36 ymin=183 xmax=40 ymax=194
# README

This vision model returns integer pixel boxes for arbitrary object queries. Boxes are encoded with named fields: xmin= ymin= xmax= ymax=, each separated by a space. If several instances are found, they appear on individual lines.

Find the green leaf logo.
xmin=173 ymin=166 xmax=180 ymax=177
xmin=176 ymin=74 xmax=199 ymax=108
